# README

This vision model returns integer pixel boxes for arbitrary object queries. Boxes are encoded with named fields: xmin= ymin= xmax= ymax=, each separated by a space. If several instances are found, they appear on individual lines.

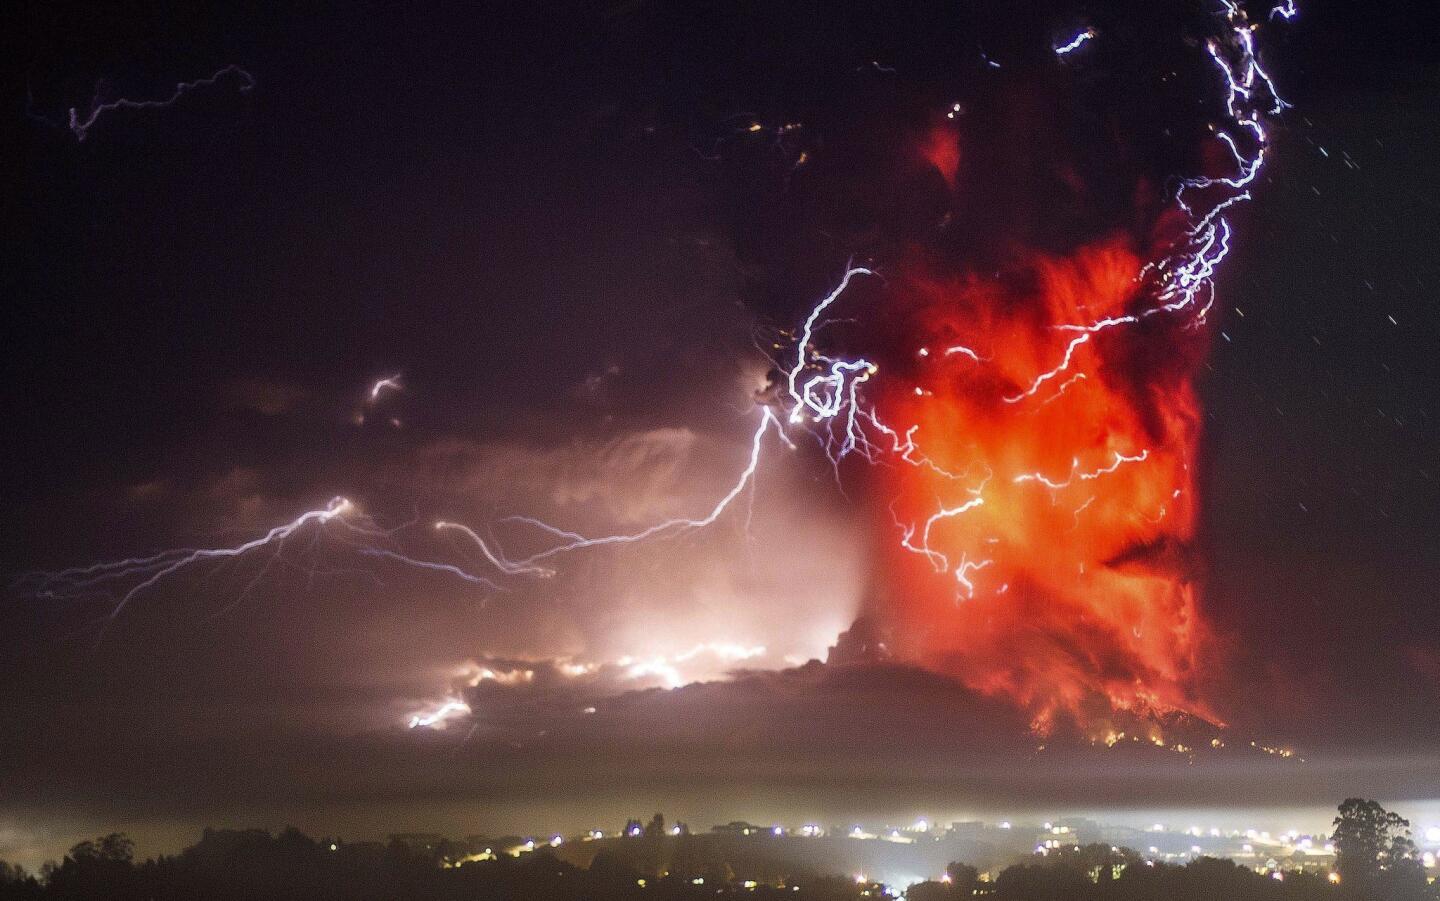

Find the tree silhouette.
xmin=945 ymin=861 xmax=979 ymax=894
xmin=904 ymin=880 xmax=952 ymax=901
xmin=66 ymin=835 xmax=132 ymax=865
xmin=38 ymin=834 xmax=139 ymax=901
xmin=0 ymin=861 xmax=41 ymax=901
xmin=1332 ymin=797 xmax=1428 ymax=898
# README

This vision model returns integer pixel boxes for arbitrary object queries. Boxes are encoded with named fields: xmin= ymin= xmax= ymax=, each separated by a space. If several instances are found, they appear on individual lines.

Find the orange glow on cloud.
xmin=874 ymin=238 xmax=1218 ymax=732
xmin=920 ymin=125 xmax=962 ymax=189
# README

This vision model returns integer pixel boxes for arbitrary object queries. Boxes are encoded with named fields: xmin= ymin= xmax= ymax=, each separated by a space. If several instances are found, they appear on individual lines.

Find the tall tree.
xmin=1331 ymin=797 xmax=1425 ymax=895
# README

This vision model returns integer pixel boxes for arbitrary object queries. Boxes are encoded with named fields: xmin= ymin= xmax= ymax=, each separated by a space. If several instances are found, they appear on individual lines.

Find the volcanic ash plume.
xmin=777 ymin=2 xmax=1298 ymax=734
xmin=874 ymin=240 xmax=1212 ymax=734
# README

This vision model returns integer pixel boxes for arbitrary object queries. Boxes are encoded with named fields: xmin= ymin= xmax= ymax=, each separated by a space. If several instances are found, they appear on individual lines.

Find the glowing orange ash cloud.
xmin=873 ymin=238 xmax=1217 ymax=733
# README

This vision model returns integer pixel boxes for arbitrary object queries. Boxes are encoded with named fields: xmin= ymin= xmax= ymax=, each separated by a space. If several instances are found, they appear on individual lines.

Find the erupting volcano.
xmin=19 ymin=0 xmax=1300 ymax=744
xmin=778 ymin=2 xmax=1292 ymax=735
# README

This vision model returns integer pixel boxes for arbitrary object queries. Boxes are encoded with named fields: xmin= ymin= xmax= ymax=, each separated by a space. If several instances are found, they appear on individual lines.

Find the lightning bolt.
xmin=1008 ymin=3 xmax=1293 ymax=399
xmin=431 ymin=521 xmax=555 ymax=578
xmin=408 ymin=697 xmax=471 ymax=729
xmin=1054 ymin=28 xmax=1097 ymax=57
xmin=368 ymin=374 xmax=403 ymax=402
xmin=18 ymin=497 xmax=364 ymax=620
xmin=493 ymin=406 xmax=785 ymax=563
xmin=1012 ymin=450 xmax=1152 ymax=491
xmin=63 ymin=64 xmax=255 ymax=142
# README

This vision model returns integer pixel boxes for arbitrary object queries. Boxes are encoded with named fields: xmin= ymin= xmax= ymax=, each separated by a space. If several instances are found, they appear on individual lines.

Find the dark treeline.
xmin=1 ymin=799 xmax=1433 ymax=900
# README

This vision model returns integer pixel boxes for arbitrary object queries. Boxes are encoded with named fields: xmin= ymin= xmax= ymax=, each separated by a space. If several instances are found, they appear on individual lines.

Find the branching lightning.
xmin=1010 ymin=2 xmax=1292 ymax=399
xmin=18 ymin=497 xmax=362 ymax=621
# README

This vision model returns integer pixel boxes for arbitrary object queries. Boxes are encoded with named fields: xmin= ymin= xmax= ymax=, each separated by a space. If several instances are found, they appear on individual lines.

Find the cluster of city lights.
xmin=433 ymin=810 xmax=1440 ymax=890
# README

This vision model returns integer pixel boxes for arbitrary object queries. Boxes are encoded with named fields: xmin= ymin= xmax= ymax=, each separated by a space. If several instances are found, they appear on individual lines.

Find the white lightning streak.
xmin=23 ymin=497 xmax=355 ymax=619
xmin=786 ymin=266 xmax=877 ymax=422
xmin=1008 ymin=4 xmax=1295 ymax=399
xmin=434 ymin=521 xmax=554 ymax=577
xmin=497 ymin=407 xmax=782 ymax=564
xmin=369 ymin=374 xmax=403 ymax=401
xmin=955 ymin=555 xmax=994 ymax=599
xmin=408 ymin=698 xmax=471 ymax=729
xmin=943 ymin=344 xmax=986 ymax=362
xmin=1012 ymin=450 xmax=1151 ymax=490
xmin=66 ymin=64 xmax=255 ymax=142
xmin=1054 ymin=28 xmax=1097 ymax=57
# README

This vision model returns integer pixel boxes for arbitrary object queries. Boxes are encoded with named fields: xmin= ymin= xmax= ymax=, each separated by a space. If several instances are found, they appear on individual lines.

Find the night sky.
xmin=4 ymin=0 xmax=1440 ymax=870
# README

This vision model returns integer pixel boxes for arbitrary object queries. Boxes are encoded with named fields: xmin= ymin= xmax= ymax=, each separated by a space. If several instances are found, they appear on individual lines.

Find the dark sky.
xmin=3 ymin=0 xmax=1440 ymax=869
